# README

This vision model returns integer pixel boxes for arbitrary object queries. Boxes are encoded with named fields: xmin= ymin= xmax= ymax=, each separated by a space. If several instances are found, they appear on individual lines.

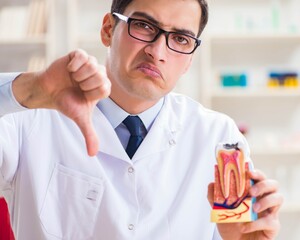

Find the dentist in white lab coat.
xmin=0 ymin=0 xmax=282 ymax=239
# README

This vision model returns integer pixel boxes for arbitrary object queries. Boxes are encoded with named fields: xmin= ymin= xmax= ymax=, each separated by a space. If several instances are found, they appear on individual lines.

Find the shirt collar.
xmin=97 ymin=97 xmax=164 ymax=131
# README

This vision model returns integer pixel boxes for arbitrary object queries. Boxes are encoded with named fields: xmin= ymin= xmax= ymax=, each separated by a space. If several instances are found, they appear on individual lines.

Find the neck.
xmin=109 ymin=92 xmax=159 ymax=115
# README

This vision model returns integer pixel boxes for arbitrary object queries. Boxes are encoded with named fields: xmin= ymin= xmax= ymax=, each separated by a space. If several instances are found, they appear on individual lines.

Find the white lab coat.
xmin=0 ymin=86 xmax=248 ymax=239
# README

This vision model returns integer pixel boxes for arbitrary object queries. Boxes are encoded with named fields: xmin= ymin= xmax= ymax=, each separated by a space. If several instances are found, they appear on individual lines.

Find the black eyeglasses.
xmin=112 ymin=12 xmax=201 ymax=55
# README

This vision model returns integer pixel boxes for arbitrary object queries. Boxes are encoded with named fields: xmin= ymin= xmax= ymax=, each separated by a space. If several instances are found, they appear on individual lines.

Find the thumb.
xmin=75 ymin=114 xmax=99 ymax=157
xmin=207 ymin=182 xmax=215 ymax=208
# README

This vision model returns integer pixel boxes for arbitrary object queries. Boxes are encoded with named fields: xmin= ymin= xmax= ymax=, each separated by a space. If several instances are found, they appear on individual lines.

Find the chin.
xmin=126 ymin=86 xmax=160 ymax=101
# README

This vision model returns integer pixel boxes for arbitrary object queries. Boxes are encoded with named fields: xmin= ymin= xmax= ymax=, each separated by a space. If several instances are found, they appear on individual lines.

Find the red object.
xmin=0 ymin=198 xmax=14 ymax=240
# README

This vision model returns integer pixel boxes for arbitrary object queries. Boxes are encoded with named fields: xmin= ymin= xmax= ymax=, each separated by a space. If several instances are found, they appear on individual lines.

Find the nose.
xmin=144 ymin=33 xmax=167 ymax=62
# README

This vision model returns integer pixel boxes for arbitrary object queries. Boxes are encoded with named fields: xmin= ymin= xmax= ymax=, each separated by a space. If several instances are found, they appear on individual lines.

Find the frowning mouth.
xmin=136 ymin=63 xmax=162 ymax=79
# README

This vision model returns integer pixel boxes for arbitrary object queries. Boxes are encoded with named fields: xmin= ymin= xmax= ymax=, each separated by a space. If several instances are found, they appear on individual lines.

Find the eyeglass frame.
xmin=112 ymin=12 xmax=201 ymax=55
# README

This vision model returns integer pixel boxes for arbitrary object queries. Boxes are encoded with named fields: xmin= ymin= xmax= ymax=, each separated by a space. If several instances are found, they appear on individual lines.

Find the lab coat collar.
xmin=92 ymin=94 xmax=182 ymax=162
xmin=133 ymin=94 xmax=182 ymax=161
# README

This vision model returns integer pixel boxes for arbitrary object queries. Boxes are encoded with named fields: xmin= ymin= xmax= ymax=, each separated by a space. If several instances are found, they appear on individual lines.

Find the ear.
xmin=100 ymin=13 xmax=115 ymax=47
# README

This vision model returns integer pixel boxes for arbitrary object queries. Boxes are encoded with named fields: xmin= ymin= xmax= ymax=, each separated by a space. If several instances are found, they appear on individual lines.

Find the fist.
xmin=42 ymin=49 xmax=111 ymax=156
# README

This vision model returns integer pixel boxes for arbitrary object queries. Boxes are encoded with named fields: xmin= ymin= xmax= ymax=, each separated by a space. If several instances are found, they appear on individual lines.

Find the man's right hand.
xmin=12 ymin=49 xmax=111 ymax=156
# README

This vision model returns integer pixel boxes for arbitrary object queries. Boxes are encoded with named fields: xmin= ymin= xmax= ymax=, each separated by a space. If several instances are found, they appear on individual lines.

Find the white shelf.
xmin=251 ymin=148 xmax=300 ymax=157
xmin=210 ymin=33 xmax=300 ymax=44
xmin=0 ymin=36 xmax=47 ymax=45
xmin=211 ymin=88 xmax=300 ymax=98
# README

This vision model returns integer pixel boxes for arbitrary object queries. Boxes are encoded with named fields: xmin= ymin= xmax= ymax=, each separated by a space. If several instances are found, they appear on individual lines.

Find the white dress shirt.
xmin=0 ymin=73 xmax=23 ymax=115
xmin=97 ymin=97 xmax=163 ymax=149
xmin=0 ymin=74 xmax=252 ymax=240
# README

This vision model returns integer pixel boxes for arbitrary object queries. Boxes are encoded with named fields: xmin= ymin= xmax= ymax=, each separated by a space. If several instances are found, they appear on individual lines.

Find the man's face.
xmin=102 ymin=0 xmax=202 ymax=112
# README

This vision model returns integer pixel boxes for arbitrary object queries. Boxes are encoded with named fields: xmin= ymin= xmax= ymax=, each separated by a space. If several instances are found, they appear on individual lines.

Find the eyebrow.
xmin=130 ymin=11 xmax=197 ymax=37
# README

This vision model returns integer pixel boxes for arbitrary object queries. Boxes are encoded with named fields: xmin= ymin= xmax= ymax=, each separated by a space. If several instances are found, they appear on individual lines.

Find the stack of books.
xmin=0 ymin=0 xmax=47 ymax=40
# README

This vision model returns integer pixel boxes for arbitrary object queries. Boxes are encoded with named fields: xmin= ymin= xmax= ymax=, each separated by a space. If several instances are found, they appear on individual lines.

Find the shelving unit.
xmin=0 ymin=0 xmax=55 ymax=72
xmin=205 ymin=0 xmax=300 ymax=239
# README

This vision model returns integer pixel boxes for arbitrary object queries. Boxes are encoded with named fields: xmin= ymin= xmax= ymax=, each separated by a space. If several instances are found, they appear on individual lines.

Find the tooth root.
xmin=217 ymin=149 xmax=246 ymax=199
xmin=216 ymin=152 xmax=224 ymax=197
xmin=217 ymin=152 xmax=228 ymax=198
xmin=235 ymin=151 xmax=245 ymax=197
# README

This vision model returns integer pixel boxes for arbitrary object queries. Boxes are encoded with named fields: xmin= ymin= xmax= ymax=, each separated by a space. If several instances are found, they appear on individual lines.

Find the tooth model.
xmin=211 ymin=142 xmax=257 ymax=223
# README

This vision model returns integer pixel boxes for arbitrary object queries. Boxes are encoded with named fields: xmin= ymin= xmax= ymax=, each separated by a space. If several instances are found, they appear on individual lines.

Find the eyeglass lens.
xmin=129 ymin=19 xmax=198 ymax=54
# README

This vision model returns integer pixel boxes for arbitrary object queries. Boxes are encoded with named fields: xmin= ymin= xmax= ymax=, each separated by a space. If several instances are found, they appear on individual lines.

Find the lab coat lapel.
xmin=92 ymin=107 xmax=129 ymax=160
xmin=133 ymin=96 xmax=182 ymax=160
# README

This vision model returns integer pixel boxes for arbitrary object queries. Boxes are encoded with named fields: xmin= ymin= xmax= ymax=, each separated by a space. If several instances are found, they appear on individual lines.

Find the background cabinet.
xmin=201 ymin=0 xmax=300 ymax=239
xmin=0 ymin=0 xmax=56 ymax=72
xmin=1 ymin=0 xmax=300 ymax=239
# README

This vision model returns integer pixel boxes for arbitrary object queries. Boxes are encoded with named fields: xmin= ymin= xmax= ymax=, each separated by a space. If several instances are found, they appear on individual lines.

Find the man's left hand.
xmin=208 ymin=170 xmax=284 ymax=240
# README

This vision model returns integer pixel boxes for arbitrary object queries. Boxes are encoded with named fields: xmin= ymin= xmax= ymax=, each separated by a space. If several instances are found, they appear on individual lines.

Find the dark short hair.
xmin=111 ymin=0 xmax=208 ymax=37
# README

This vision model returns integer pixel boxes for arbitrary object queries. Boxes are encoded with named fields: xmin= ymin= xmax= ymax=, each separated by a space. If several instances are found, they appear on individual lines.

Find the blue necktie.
xmin=123 ymin=116 xmax=145 ymax=159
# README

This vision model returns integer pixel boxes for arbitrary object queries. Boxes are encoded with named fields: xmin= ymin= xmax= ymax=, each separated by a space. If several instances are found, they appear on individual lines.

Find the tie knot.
xmin=123 ymin=116 xmax=144 ymax=136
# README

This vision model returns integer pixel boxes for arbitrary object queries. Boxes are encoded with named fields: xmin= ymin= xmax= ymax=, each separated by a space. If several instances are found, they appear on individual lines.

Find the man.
xmin=0 ymin=0 xmax=283 ymax=239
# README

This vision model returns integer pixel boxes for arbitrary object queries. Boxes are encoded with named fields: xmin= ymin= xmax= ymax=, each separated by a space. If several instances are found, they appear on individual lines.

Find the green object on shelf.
xmin=221 ymin=73 xmax=247 ymax=87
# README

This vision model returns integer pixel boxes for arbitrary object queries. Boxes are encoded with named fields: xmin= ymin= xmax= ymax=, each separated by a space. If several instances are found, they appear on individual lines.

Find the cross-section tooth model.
xmin=211 ymin=142 xmax=257 ymax=223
